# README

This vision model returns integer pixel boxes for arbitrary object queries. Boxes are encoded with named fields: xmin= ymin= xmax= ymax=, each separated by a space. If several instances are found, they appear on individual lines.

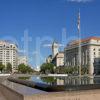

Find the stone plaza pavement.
xmin=0 ymin=91 xmax=6 ymax=100
xmin=24 ymin=89 xmax=100 ymax=100
xmin=0 ymin=76 xmax=7 ymax=100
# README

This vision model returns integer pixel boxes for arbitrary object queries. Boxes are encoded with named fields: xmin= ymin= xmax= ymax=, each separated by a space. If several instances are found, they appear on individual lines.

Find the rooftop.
xmin=67 ymin=36 xmax=100 ymax=47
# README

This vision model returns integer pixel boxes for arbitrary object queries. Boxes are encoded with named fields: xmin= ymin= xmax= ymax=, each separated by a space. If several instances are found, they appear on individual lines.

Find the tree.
xmin=81 ymin=67 xmax=88 ymax=75
xmin=0 ymin=63 xmax=5 ymax=73
xmin=61 ymin=66 xmax=78 ymax=74
xmin=6 ymin=63 xmax=12 ymax=73
xmin=40 ymin=63 xmax=55 ymax=74
xmin=18 ymin=63 xmax=33 ymax=74
xmin=55 ymin=66 xmax=66 ymax=74
xmin=40 ymin=63 xmax=47 ymax=74
xmin=26 ymin=66 xmax=33 ymax=73
xmin=18 ymin=64 xmax=28 ymax=74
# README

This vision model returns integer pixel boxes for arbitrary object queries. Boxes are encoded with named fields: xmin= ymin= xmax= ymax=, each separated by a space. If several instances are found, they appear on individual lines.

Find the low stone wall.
xmin=1 ymin=82 xmax=100 ymax=100
xmin=0 ymin=83 xmax=23 ymax=100
xmin=1 ymin=78 xmax=100 ymax=100
xmin=0 ymin=76 xmax=8 ymax=83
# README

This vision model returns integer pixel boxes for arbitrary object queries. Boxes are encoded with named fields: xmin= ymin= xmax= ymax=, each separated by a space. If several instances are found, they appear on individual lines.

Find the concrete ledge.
xmin=0 ymin=83 xmax=23 ymax=100
xmin=0 ymin=74 xmax=10 ymax=76
xmin=1 ymin=81 xmax=100 ymax=100
xmin=1 ymin=78 xmax=100 ymax=100
xmin=0 ymin=80 xmax=47 ymax=100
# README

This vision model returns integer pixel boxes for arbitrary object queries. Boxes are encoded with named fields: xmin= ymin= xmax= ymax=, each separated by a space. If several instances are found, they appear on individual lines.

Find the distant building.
xmin=52 ymin=41 xmax=59 ymax=58
xmin=46 ymin=41 xmax=64 ymax=67
xmin=46 ymin=55 xmax=52 ymax=63
xmin=0 ymin=41 xmax=18 ymax=71
xmin=18 ymin=56 xmax=28 ymax=65
xmin=94 ymin=58 xmax=100 ymax=75
xmin=64 ymin=37 xmax=100 ymax=75
xmin=52 ymin=52 xmax=64 ymax=67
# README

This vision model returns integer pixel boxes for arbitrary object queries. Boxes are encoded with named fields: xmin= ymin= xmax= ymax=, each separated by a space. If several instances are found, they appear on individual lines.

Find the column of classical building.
xmin=88 ymin=46 xmax=94 ymax=75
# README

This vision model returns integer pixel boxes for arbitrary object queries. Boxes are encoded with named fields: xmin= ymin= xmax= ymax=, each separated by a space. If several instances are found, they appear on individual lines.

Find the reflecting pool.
xmin=13 ymin=76 xmax=100 ymax=91
xmin=30 ymin=76 xmax=95 ymax=85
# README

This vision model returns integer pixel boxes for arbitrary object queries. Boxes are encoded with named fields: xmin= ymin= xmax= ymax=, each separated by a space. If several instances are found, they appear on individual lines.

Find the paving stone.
xmin=0 ymin=91 xmax=6 ymax=100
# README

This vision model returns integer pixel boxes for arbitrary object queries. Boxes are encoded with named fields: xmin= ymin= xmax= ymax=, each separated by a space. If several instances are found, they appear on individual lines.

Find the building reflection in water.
xmin=56 ymin=76 xmax=94 ymax=85
xmin=43 ymin=76 xmax=94 ymax=86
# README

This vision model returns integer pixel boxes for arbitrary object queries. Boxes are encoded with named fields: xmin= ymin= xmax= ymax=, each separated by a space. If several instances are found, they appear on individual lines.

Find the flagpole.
xmin=78 ymin=9 xmax=81 ymax=76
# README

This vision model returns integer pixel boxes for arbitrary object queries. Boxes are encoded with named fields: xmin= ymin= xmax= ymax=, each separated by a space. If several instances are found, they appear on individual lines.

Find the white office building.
xmin=0 ymin=41 xmax=18 ymax=71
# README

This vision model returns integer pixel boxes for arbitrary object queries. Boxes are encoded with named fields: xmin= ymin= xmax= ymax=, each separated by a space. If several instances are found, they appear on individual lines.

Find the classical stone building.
xmin=64 ymin=37 xmax=100 ymax=75
xmin=0 ymin=41 xmax=18 ymax=71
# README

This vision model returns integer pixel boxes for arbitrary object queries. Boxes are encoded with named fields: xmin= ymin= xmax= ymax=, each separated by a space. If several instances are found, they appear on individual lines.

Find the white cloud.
xmin=67 ymin=0 xmax=93 ymax=3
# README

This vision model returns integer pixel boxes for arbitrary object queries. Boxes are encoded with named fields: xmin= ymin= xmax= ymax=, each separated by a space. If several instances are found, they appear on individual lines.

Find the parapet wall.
xmin=0 ymin=83 xmax=23 ymax=100
xmin=1 ymin=80 xmax=100 ymax=100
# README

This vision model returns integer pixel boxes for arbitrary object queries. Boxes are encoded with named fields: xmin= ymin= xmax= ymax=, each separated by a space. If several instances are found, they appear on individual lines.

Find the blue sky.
xmin=0 ymin=0 xmax=100 ymax=69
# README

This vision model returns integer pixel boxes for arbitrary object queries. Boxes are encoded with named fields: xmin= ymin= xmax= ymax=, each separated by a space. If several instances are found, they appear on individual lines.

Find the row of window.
xmin=93 ymin=48 xmax=100 ymax=51
xmin=94 ymin=52 xmax=100 ymax=56
xmin=0 ymin=45 xmax=16 ymax=48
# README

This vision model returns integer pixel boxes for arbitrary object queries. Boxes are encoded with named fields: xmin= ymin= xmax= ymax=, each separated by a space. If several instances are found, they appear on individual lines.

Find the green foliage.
xmin=6 ymin=63 xmax=12 ymax=73
xmin=55 ymin=66 xmax=66 ymax=74
xmin=81 ymin=67 xmax=88 ymax=75
xmin=0 ymin=63 xmax=5 ymax=73
xmin=40 ymin=63 xmax=55 ymax=74
xmin=64 ymin=66 xmax=88 ymax=75
xmin=55 ymin=66 xmax=79 ymax=74
xmin=41 ymin=77 xmax=56 ymax=83
xmin=18 ymin=64 xmax=27 ymax=73
xmin=18 ymin=63 xmax=33 ymax=74
xmin=26 ymin=66 xmax=33 ymax=73
xmin=40 ymin=63 xmax=88 ymax=75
